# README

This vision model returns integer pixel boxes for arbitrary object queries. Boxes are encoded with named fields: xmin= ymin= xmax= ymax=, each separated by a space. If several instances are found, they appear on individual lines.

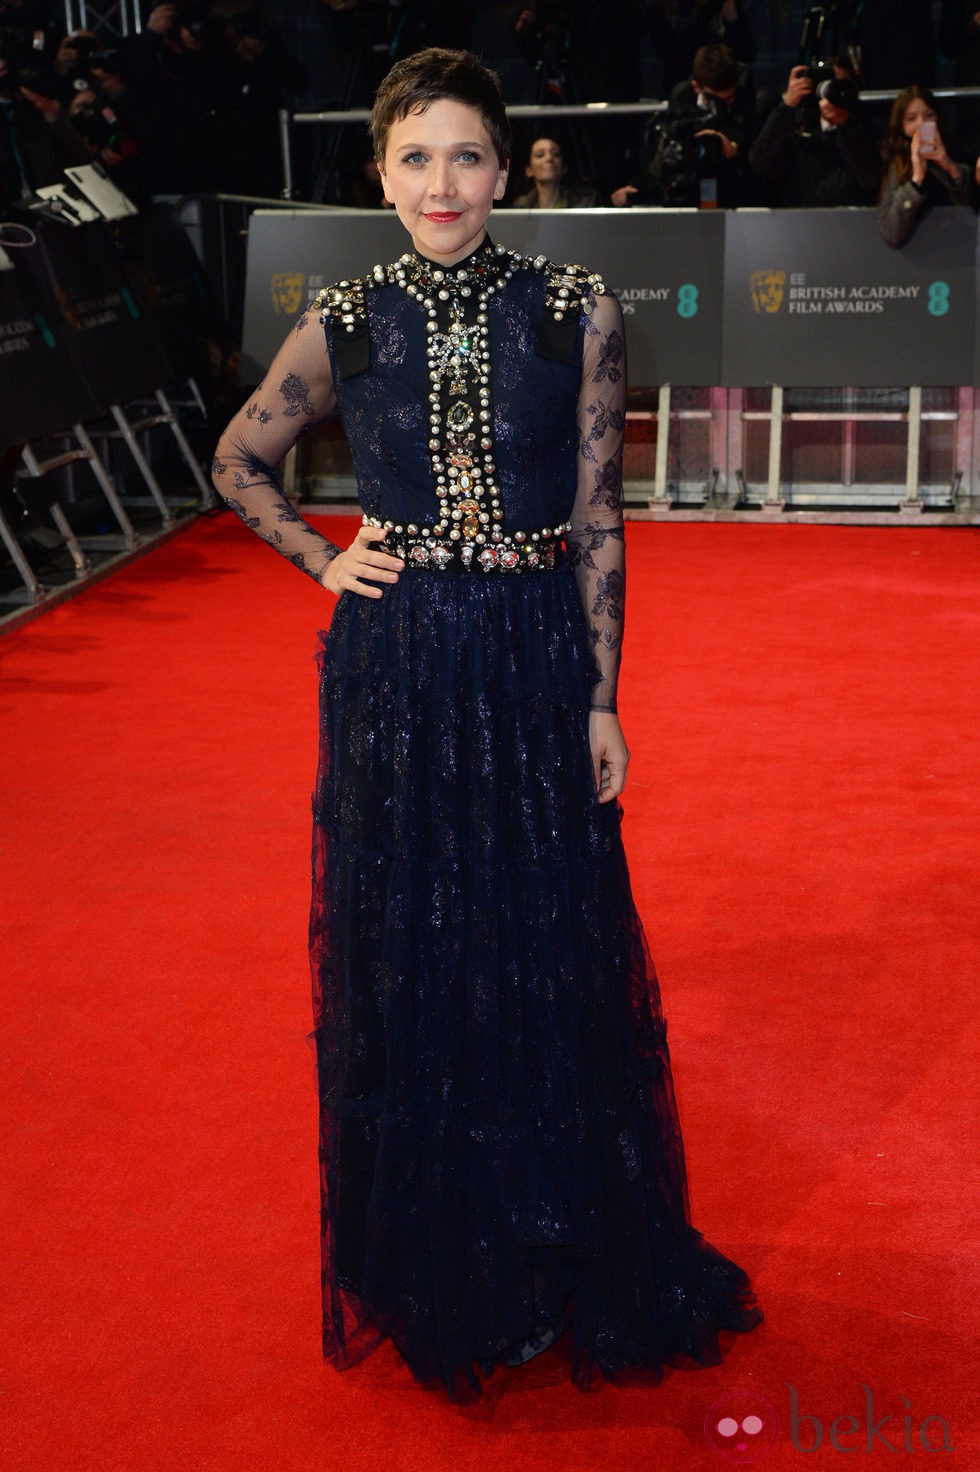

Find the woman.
xmin=878 ymin=86 xmax=973 ymax=248
xmin=212 ymin=47 xmax=761 ymax=1401
xmin=511 ymin=135 xmax=598 ymax=208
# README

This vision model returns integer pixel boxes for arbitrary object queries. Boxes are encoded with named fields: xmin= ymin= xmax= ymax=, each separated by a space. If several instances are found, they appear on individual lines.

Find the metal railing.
xmin=279 ymin=84 xmax=980 ymax=202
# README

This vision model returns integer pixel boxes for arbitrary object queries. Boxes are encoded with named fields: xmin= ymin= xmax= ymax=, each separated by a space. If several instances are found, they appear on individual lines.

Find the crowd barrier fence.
xmin=0 ymin=204 xmax=217 ymax=611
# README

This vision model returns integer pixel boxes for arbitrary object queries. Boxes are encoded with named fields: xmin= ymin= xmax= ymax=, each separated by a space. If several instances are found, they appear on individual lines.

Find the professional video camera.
xmin=651 ymin=95 xmax=727 ymax=207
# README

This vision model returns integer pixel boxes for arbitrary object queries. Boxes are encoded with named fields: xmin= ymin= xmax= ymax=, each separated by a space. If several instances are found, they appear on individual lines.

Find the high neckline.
xmin=411 ymin=235 xmax=500 ymax=284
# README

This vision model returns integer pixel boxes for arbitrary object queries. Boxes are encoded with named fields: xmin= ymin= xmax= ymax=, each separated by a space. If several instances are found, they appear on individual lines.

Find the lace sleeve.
xmin=211 ymin=305 xmax=340 ymax=584
xmin=567 ymin=289 xmax=627 ymax=714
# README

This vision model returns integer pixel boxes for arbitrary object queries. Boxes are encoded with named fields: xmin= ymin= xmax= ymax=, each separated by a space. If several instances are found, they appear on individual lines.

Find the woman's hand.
xmin=589 ymin=710 xmax=630 ymax=804
xmin=909 ymin=124 xmax=954 ymax=184
xmin=321 ymin=524 xmax=404 ymax=598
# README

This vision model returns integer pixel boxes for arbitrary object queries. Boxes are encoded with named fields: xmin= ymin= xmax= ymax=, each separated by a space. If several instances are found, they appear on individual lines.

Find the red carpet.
xmin=2 ymin=516 xmax=977 ymax=1471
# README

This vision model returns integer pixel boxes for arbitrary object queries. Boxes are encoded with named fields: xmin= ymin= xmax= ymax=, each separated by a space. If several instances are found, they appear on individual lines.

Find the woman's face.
xmin=380 ymin=98 xmax=508 ymax=266
xmin=526 ymin=138 xmax=564 ymax=182
xmin=902 ymin=97 xmax=936 ymax=139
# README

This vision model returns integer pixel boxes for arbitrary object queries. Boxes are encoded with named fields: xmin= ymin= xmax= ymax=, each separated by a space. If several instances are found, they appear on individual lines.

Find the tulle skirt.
xmin=308 ymin=563 xmax=761 ymax=1400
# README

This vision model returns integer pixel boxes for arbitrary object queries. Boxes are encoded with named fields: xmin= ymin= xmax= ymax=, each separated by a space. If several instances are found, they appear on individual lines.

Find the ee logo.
xmin=677 ymin=283 xmax=699 ymax=318
xmin=927 ymin=281 xmax=950 ymax=317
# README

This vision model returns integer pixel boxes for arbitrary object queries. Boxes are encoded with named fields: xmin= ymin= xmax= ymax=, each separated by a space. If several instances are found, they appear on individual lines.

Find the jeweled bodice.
xmin=319 ymin=245 xmax=602 ymax=542
xmin=211 ymin=238 xmax=628 ymax=710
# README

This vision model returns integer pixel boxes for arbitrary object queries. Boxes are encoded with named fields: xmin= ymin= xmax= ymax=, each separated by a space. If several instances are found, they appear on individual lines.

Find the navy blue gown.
xmin=213 ymin=239 xmax=761 ymax=1400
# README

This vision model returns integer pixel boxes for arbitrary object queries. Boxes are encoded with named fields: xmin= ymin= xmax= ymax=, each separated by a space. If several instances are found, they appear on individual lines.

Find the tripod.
xmin=799 ymin=2 xmax=862 ymax=79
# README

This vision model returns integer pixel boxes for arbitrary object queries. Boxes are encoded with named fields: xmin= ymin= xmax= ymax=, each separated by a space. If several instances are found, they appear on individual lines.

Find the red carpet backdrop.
xmin=1 ymin=516 xmax=977 ymax=1471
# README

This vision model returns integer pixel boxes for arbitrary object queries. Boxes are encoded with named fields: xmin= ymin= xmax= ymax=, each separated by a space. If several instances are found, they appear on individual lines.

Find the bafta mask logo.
xmin=750 ymin=270 xmax=787 ymax=315
xmin=271 ymin=272 xmax=306 ymax=315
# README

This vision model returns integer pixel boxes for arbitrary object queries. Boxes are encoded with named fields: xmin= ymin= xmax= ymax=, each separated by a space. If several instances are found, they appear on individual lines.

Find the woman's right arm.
xmin=211 ymin=305 xmax=404 ymax=597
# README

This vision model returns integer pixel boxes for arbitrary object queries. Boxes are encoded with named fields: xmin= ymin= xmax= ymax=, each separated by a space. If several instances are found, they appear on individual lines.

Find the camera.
xmin=653 ymin=112 xmax=725 ymax=207
xmin=69 ymin=84 xmax=122 ymax=152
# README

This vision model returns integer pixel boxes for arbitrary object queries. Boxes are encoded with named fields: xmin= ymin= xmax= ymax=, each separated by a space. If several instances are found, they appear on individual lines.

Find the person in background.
xmin=510 ymin=135 xmax=597 ymax=208
xmin=647 ymin=0 xmax=756 ymax=97
xmin=853 ymin=0 xmax=937 ymax=89
xmin=748 ymin=61 xmax=879 ymax=207
xmin=939 ymin=1 xmax=980 ymax=159
xmin=1 ymin=64 xmax=93 ymax=197
xmin=116 ymin=3 xmax=231 ymax=194
xmin=209 ymin=1 xmax=307 ymax=198
xmin=878 ymin=85 xmax=974 ymax=248
xmin=610 ymin=43 xmax=758 ymax=207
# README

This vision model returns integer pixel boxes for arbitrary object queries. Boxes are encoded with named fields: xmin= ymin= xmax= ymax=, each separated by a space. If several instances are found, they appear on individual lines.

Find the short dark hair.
xmin=370 ymin=48 xmax=512 ymax=166
xmin=692 ymin=44 xmax=739 ymax=93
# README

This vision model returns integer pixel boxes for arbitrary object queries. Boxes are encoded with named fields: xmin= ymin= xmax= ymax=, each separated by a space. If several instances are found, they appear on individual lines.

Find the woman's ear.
xmin=495 ymin=161 xmax=510 ymax=200
xmin=378 ymin=159 xmax=394 ymax=204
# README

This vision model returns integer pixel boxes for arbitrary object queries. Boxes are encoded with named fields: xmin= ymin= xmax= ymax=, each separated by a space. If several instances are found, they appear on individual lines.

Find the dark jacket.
xmin=878 ymin=159 xmax=973 ymax=248
xmin=511 ymin=181 xmax=598 ymax=209
xmin=749 ymin=101 xmax=880 ymax=207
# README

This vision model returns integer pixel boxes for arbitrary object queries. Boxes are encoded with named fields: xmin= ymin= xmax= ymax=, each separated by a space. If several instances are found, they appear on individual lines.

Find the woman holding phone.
xmin=878 ymin=85 xmax=974 ymax=247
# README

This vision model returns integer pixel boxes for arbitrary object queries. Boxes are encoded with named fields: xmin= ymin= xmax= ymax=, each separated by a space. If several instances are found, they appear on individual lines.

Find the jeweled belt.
xmin=363 ymin=515 xmax=570 ymax=574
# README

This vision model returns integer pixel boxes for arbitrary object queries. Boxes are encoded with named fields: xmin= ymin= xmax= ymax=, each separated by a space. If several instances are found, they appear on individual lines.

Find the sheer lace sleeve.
xmin=567 ymin=289 xmax=627 ymax=713
xmin=211 ymin=305 xmax=340 ymax=584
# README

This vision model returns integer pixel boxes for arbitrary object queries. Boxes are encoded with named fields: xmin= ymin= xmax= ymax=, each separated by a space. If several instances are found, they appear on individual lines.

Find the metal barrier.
xmin=278 ymin=85 xmax=980 ymax=204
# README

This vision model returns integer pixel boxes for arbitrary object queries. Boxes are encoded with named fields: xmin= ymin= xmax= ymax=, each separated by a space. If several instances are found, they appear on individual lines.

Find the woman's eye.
xmin=403 ymin=152 xmax=427 ymax=165
xmin=457 ymin=151 xmax=480 ymax=165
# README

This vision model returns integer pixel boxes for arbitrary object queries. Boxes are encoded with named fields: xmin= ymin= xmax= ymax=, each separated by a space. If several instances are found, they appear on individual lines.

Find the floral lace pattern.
xmin=211 ymin=326 xmax=341 ymax=584
xmin=569 ymin=292 xmax=627 ymax=712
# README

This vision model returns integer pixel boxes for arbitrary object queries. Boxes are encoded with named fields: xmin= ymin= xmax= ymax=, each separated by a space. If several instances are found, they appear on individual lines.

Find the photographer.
xmin=66 ymin=64 xmax=147 ymax=203
xmin=648 ymin=0 xmax=756 ymax=95
xmin=610 ymin=43 xmax=758 ymax=208
xmin=116 ymin=3 xmax=233 ymax=194
xmin=0 ymin=0 xmax=60 ymax=76
xmin=748 ymin=61 xmax=880 ymax=207
xmin=0 ymin=62 xmax=93 ymax=206
xmin=209 ymin=1 xmax=307 ymax=197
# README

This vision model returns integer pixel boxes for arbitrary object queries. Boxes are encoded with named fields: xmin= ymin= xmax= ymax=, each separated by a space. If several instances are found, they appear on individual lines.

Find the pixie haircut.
xmin=370 ymin=48 xmax=512 ymax=166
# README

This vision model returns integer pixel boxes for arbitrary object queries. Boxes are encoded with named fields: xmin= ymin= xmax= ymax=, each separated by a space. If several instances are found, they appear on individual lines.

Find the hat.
xmin=817 ymin=77 xmax=859 ymax=113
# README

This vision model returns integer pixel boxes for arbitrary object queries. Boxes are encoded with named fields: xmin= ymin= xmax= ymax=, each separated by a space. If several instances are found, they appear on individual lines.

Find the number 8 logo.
xmin=927 ymin=281 xmax=950 ymax=317
xmin=677 ymin=283 xmax=699 ymax=318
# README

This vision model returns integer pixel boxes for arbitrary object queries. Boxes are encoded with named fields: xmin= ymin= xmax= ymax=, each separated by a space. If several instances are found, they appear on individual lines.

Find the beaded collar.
xmin=318 ymin=242 xmax=606 ymax=344
xmin=393 ymin=237 xmax=515 ymax=301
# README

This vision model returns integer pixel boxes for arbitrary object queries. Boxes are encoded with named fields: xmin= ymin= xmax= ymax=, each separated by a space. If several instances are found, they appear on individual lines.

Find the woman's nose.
xmin=429 ymin=158 xmax=456 ymax=198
